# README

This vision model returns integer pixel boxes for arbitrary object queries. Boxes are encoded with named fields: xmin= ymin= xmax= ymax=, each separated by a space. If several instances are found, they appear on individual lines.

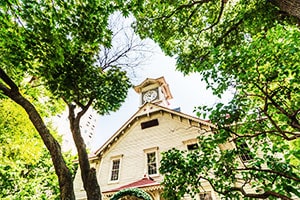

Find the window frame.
xmin=187 ymin=143 xmax=199 ymax=151
xmin=108 ymin=155 xmax=123 ymax=183
xmin=235 ymin=138 xmax=253 ymax=162
xmin=141 ymin=119 xmax=159 ymax=129
xmin=183 ymin=138 xmax=199 ymax=151
xmin=144 ymin=147 xmax=159 ymax=177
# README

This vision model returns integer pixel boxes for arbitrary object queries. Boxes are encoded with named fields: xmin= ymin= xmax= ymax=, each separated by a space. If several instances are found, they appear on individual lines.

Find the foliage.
xmin=0 ymin=99 xmax=77 ymax=199
xmin=1 ymin=0 xmax=132 ymax=115
xmin=0 ymin=150 xmax=77 ymax=200
xmin=0 ymin=150 xmax=59 ymax=200
xmin=0 ymin=0 xmax=147 ymax=199
xmin=132 ymin=0 xmax=300 ymax=199
xmin=0 ymin=99 xmax=44 ymax=165
xmin=110 ymin=188 xmax=152 ymax=200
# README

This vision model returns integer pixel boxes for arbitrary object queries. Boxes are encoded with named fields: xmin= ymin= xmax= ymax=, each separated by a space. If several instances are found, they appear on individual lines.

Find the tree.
xmin=0 ymin=149 xmax=61 ymax=200
xmin=0 ymin=99 xmax=44 ymax=166
xmin=132 ymin=0 xmax=300 ymax=199
xmin=1 ymin=0 xmax=146 ymax=199
xmin=0 ymin=99 xmax=76 ymax=200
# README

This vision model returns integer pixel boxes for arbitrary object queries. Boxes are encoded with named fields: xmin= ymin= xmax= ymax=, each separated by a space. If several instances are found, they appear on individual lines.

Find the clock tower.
xmin=134 ymin=76 xmax=173 ymax=107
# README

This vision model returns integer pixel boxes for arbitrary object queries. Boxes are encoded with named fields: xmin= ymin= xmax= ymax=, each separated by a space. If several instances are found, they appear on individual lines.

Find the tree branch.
xmin=197 ymin=0 xmax=226 ymax=34
xmin=0 ymin=72 xmax=75 ymax=199
xmin=160 ymin=0 xmax=211 ymax=20
xmin=215 ymin=18 xmax=243 ymax=46
xmin=77 ymin=98 xmax=94 ymax=120
xmin=224 ymin=124 xmax=299 ymax=141
xmin=236 ymin=167 xmax=300 ymax=182
xmin=231 ymin=187 xmax=292 ymax=200
xmin=0 ymin=68 xmax=19 ymax=91
xmin=0 ymin=82 xmax=11 ymax=96
xmin=254 ymin=81 xmax=300 ymax=131
xmin=198 ymin=176 xmax=292 ymax=199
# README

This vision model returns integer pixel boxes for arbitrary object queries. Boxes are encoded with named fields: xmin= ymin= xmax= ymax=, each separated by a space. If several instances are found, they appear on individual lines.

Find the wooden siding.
xmin=74 ymin=108 xmax=217 ymax=200
xmin=98 ymin=111 xmax=211 ymax=192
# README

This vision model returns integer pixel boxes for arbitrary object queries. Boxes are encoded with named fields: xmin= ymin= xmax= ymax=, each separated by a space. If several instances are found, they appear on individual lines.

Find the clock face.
xmin=143 ymin=90 xmax=158 ymax=103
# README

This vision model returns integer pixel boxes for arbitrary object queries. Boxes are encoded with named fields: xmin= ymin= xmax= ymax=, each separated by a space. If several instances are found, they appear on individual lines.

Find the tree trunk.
xmin=68 ymin=104 xmax=102 ymax=200
xmin=272 ymin=0 xmax=300 ymax=19
xmin=0 ymin=69 xmax=75 ymax=200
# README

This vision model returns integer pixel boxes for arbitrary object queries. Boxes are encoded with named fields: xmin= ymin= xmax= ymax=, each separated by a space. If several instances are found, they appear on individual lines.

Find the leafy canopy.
xmin=0 ymin=100 xmax=44 ymax=165
xmin=1 ymin=0 xmax=132 ymax=115
xmin=0 ymin=1 xmax=139 ymax=199
xmin=0 ymin=99 xmax=76 ymax=200
xmin=132 ymin=0 xmax=300 ymax=199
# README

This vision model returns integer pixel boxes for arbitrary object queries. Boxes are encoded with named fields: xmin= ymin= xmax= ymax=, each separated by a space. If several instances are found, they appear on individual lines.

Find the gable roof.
xmin=92 ymin=102 xmax=215 ymax=160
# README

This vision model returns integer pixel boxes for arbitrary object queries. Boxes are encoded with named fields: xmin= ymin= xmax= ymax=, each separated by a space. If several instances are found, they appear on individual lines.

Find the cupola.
xmin=134 ymin=77 xmax=173 ymax=107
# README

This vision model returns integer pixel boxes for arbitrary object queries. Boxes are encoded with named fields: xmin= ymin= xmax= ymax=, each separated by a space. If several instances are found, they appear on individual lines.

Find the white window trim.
xmin=108 ymin=154 xmax=123 ymax=184
xmin=183 ymin=138 xmax=198 ymax=145
xmin=144 ymin=147 xmax=159 ymax=177
xmin=183 ymin=138 xmax=199 ymax=151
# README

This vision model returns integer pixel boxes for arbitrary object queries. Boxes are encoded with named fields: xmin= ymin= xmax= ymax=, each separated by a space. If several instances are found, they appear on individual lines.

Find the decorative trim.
xmin=182 ymin=138 xmax=198 ymax=145
xmin=103 ymin=185 xmax=164 ymax=198
xmin=143 ymin=147 xmax=159 ymax=152
xmin=110 ymin=188 xmax=152 ymax=200
xmin=94 ymin=102 xmax=215 ymax=159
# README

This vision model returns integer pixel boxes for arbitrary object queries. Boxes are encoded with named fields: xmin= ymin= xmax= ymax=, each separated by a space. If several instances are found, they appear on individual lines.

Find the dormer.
xmin=134 ymin=77 xmax=173 ymax=107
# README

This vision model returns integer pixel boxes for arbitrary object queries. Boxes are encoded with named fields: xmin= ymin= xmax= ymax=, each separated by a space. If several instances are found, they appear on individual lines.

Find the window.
xmin=109 ymin=155 xmax=123 ymax=182
xmin=187 ymin=143 xmax=198 ymax=151
xmin=144 ymin=147 xmax=159 ymax=176
xmin=239 ymin=142 xmax=253 ymax=162
xmin=141 ymin=119 xmax=159 ymax=129
xmin=236 ymin=138 xmax=253 ymax=162
xmin=110 ymin=159 xmax=120 ymax=181
xmin=183 ymin=139 xmax=198 ymax=151
xmin=199 ymin=192 xmax=212 ymax=200
xmin=147 ymin=152 xmax=157 ymax=175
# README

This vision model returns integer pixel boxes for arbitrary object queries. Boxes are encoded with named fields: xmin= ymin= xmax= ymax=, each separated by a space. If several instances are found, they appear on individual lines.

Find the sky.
xmin=90 ymin=44 xmax=232 ymax=152
xmin=51 ymin=14 xmax=232 ymax=153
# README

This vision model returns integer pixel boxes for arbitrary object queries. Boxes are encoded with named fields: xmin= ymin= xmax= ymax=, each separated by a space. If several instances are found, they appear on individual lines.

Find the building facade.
xmin=74 ymin=77 xmax=219 ymax=200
